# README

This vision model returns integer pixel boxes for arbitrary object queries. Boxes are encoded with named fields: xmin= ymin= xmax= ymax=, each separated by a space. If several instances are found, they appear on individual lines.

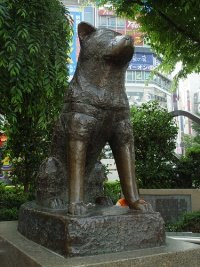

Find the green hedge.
xmin=0 ymin=183 xmax=33 ymax=221
xmin=0 ymin=208 xmax=18 ymax=221
xmin=166 ymin=211 xmax=200 ymax=233
xmin=104 ymin=181 xmax=121 ymax=204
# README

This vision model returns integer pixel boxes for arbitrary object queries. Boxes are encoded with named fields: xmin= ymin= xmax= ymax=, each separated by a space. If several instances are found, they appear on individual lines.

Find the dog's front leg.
xmin=67 ymin=138 xmax=87 ymax=215
xmin=111 ymin=141 xmax=153 ymax=212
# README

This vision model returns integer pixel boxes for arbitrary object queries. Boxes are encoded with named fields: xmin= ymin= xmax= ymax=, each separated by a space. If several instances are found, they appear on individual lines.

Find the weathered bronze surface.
xmin=41 ymin=22 xmax=150 ymax=215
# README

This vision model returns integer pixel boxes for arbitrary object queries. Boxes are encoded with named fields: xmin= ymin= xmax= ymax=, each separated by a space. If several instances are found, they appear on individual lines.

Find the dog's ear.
xmin=78 ymin=22 xmax=96 ymax=41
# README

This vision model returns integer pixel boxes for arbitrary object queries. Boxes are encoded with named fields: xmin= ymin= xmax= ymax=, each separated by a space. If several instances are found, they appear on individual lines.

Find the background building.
xmin=125 ymin=46 xmax=172 ymax=110
xmin=175 ymin=73 xmax=200 ymax=154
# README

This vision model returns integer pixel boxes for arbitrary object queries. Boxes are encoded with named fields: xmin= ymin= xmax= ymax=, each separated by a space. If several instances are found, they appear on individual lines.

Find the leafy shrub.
xmin=1 ymin=0 xmax=72 ymax=192
xmin=0 ymin=182 xmax=33 ymax=221
xmin=166 ymin=211 xmax=200 ymax=233
xmin=171 ymin=147 xmax=200 ymax=188
xmin=104 ymin=181 xmax=121 ymax=204
xmin=1 ymin=191 xmax=27 ymax=209
xmin=0 ymin=208 xmax=18 ymax=221
xmin=130 ymin=102 xmax=178 ymax=189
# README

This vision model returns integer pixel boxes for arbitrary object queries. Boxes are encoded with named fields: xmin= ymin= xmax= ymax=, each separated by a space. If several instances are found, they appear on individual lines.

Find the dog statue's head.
xmin=78 ymin=22 xmax=134 ymax=67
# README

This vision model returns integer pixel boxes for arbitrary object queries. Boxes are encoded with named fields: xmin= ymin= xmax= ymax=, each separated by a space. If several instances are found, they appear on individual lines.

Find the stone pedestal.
xmin=18 ymin=201 xmax=165 ymax=257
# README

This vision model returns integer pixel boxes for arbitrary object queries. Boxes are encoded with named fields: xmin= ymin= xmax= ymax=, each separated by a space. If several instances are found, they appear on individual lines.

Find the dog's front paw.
xmin=128 ymin=199 xmax=153 ymax=212
xmin=68 ymin=202 xmax=88 ymax=215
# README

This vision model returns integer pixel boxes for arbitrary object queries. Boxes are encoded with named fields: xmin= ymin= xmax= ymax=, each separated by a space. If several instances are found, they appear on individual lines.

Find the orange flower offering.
xmin=116 ymin=198 xmax=128 ymax=207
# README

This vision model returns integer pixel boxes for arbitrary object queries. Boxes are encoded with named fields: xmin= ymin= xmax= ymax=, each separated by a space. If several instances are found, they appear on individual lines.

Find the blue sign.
xmin=68 ymin=10 xmax=82 ymax=79
xmin=128 ymin=52 xmax=159 ymax=71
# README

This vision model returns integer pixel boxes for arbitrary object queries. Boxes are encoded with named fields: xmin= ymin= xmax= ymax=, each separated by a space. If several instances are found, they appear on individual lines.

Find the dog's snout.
xmin=125 ymin=36 xmax=133 ymax=43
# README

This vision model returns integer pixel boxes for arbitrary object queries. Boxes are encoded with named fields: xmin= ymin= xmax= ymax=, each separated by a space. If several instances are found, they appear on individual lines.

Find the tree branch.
xmin=154 ymin=5 xmax=200 ymax=45
xmin=124 ymin=0 xmax=200 ymax=45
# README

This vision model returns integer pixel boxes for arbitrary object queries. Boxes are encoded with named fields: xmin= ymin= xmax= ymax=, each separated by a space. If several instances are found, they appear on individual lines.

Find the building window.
xmin=84 ymin=7 xmax=94 ymax=25
xmin=127 ymin=91 xmax=144 ymax=103
xmin=125 ymin=70 xmax=171 ymax=91
xmin=99 ymin=15 xmax=117 ymax=28
xmin=153 ymin=74 xmax=158 ymax=83
xmin=157 ymin=76 xmax=161 ymax=86
xmin=144 ymin=71 xmax=150 ymax=80
xmin=109 ymin=16 xmax=116 ymax=27
xmin=194 ymin=92 xmax=200 ymax=104
xmin=99 ymin=16 xmax=107 ymax=26
xmin=117 ymin=17 xmax=125 ymax=27
xmin=126 ymin=71 xmax=133 ymax=82
xmin=136 ymin=71 xmax=143 ymax=80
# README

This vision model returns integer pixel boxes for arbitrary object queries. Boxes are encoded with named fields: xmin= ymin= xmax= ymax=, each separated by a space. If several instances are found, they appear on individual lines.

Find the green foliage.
xmin=104 ymin=181 xmax=121 ymax=204
xmin=185 ymin=147 xmax=200 ymax=188
xmin=184 ymin=112 xmax=200 ymax=151
xmin=171 ymin=147 xmax=200 ymax=189
xmin=0 ymin=183 xmax=32 ymax=221
xmin=103 ymin=103 xmax=199 ymax=190
xmin=192 ymin=113 xmax=200 ymax=144
xmin=192 ymin=122 xmax=200 ymax=136
xmin=95 ymin=0 xmax=200 ymax=80
xmin=183 ymin=134 xmax=200 ymax=152
xmin=186 ymin=146 xmax=200 ymax=158
xmin=131 ymin=101 xmax=178 ymax=188
xmin=178 ymin=118 xmax=200 ymax=189
xmin=0 ymin=208 xmax=18 ymax=221
xmin=0 ymin=0 xmax=72 ymax=191
xmin=166 ymin=211 xmax=200 ymax=233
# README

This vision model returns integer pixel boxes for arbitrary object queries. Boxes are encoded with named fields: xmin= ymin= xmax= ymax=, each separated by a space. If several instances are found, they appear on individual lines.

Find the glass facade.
xmin=84 ymin=6 xmax=94 ymax=25
xmin=99 ymin=15 xmax=126 ymax=29
xmin=127 ymin=88 xmax=168 ymax=108
xmin=126 ymin=70 xmax=171 ymax=91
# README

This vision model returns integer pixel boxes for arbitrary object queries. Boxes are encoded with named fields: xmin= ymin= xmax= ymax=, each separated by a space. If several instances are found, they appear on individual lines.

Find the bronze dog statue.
xmin=37 ymin=22 xmax=150 ymax=215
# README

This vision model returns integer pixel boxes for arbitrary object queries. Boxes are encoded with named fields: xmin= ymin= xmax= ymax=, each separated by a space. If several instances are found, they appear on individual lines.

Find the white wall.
xmin=101 ymin=159 xmax=119 ymax=181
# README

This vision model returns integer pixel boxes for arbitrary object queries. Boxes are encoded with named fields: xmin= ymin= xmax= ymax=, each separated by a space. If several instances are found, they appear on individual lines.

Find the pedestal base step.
xmin=18 ymin=201 xmax=165 ymax=257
